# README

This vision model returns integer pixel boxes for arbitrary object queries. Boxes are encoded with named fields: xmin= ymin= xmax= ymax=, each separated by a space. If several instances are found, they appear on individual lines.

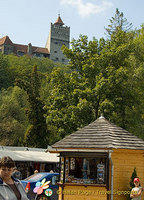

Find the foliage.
xmin=130 ymin=168 xmax=137 ymax=188
xmin=0 ymin=86 xmax=29 ymax=146
xmin=7 ymin=54 xmax=67 ymax=81
xmin=125 ymin=26 xmax=144 ymax=139
xmin=42 ymin=68 xmax=94 ymax=140
xmin=105 ymin=8 xmax=133 ymax=37
xmin=0 ymin=53 xmax=13 ymax=90
xmin=15 ymin=65 xmax=49 ymax=148
xmin=62 ymin=30 xmax=136 ymax=129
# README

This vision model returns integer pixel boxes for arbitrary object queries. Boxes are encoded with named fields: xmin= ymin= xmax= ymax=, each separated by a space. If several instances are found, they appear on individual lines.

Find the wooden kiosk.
xmin=49 ymin=116 xmax=144 ymax=200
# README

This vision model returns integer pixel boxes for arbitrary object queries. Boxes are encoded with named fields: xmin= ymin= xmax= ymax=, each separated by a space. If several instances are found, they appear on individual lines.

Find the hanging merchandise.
xmin=65 ymin=158 xmax=69 ymax=182
xmin=97 ymin=163 xmax=105 ymax=184
xmin=60 ymin=157 xmax=64 ymax=183
xmin=70 ymin=158 xmax=75 ymax=170
xmin=82 ymin=158 xmax=87 ymax=180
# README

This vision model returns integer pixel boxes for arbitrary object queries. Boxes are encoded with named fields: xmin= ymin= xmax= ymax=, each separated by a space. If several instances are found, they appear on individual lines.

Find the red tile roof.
xmin=0 ymin=35 xmax=13 ymax=46
xmin=14 ymin=44 xmax=50 ymax=54
xmin=33 ymin=47 xmax=49 ymax=54
xmin=54 ymin=15 xmax=64 ymax=25
xmin=13 ymin=43 xmax=28 ymax=54
xmin=0 ymin=35 xmax=50 ymax=55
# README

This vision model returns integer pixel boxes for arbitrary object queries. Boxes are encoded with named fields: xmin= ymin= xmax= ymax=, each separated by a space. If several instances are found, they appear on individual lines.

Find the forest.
xmin=0 ymin=9 xmax=144 ymax=148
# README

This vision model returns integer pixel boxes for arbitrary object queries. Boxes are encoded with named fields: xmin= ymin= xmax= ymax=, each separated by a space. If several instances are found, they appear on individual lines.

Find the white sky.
xmin=0 ymin=0 xmax=144 ymax=47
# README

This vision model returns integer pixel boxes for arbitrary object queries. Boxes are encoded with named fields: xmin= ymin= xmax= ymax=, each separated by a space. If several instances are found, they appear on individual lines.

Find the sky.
xmin=0 ymin=0 xmax=144 ymax=48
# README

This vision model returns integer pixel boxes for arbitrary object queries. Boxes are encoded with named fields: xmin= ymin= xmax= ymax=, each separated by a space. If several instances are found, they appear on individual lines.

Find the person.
xmin=0 ymin=156 xmax=28 ymax=200
xmin=34 ymin=170 xmax=38 ymax=174
xmin=12 ymin=167 xmax=22 ymax=180
xmin=130 ymin=177 xmax=143 ymax=200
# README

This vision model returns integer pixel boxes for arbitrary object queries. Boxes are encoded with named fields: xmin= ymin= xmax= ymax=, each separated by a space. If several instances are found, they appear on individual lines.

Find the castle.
xmin=0 ymin=15 xmax=70 ymax=64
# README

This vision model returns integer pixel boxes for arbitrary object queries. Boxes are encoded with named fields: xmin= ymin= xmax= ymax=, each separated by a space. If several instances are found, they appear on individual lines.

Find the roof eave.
xmin=48 ymin=147 xmax=113 ymax=153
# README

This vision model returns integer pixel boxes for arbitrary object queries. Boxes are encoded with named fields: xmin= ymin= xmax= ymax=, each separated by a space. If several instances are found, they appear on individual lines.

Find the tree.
xmin=100 ymin=29 xmax=136 ymax=128
xmin=127 ymin=168 xmax=138 ymax=200
xmin=62 ymin=31 xmax=136 ymax=128
xmin=62 ymin=35 xmax=107 ymax=119
xmin=44 ymin=27 xmax=136 ymax=138
xmin=16 ymin=65 xmax=49 ymax=148
xmin=62 ymin=35 xmax=103 ymax=76
xmin=130 ymin=168 xmax=137 ymax=189
xmin=105 ymin=8 xmax=133 ymax=37
xmin=125 ymin=25 xmax=144 ymax=140
xmin=43 ymin=68 xmax=94 ymax=140
xmin=7 ymin=54 xmax=66 ymax=79
xmin=0 ymin=53 xmax=13 ymax=90
xmin=0 ymin=86 xmax=29 ymax=146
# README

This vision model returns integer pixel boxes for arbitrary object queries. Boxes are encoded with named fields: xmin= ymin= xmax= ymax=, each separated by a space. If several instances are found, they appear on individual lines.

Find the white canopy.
xmin=0 ymin=146 xmax=59 ymax=163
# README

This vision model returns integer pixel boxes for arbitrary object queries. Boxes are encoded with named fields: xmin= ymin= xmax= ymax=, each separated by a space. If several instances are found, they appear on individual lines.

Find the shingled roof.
xmin=0 ymin=35 xmax=13 ymax=46
xmin=52 ymin=116 xmax=144 ymax=150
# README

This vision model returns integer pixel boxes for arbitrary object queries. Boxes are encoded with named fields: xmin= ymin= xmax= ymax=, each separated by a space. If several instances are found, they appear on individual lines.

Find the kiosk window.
xmin=64 ymin=157 xmax=107 ymax=185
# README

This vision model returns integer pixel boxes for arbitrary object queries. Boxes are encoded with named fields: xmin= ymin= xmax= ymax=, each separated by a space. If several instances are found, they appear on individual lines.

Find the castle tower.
xmin=45 ymin=15 xmax=70 ymax=64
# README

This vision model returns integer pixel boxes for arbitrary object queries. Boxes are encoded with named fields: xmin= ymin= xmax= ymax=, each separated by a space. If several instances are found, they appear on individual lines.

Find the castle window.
xmin=34 ymin=53 xmax=44 ymax=58
xmin=62 ymin=58 xmax=65 ymax=62
xmin=44 ymin=54 xmax=49 ymax=58
xmin=54 ymin=51 xmax=57 ymax=53
xmin=17 ymin=50 xmax=25 ymax=56
xmin=56 ymin=57 xmax=59 ymax=61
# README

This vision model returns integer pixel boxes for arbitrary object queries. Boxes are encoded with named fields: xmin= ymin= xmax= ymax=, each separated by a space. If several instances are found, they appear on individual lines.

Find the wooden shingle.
xmin=52 ymin=116 xmax=144 ymax=150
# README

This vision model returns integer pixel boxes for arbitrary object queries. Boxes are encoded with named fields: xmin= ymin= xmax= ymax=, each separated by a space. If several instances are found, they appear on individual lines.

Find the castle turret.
xmin=54 ymin=15 xmax=64 ymax=26
xmin=45 ymin=15 xmax=70 ymax=64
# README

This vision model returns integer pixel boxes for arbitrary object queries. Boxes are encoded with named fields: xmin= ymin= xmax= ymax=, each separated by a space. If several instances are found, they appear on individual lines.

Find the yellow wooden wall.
xmin=110 ymin=149 xmax=144 ymax=200
xmin=59 ymin=185 xmax=107 ymax=200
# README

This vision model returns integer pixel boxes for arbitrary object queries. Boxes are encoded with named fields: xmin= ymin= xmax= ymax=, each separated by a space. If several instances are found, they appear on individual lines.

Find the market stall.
xmin=0 ymin=146 xmax=59 ymax=179
xmin=49 ymin=116 xmax=144 ymax=200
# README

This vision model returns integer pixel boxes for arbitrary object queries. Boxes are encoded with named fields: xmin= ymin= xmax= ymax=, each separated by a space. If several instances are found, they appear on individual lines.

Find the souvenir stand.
xmin=0 ymin=147 xmax=59 ymax=179
xmin=49 ymin=116 xmax=144 ymax=200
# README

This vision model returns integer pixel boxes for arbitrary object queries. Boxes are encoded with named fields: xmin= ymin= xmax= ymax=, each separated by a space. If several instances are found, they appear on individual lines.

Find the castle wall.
xmin=46 ymin=23 xmax=70 ymax=64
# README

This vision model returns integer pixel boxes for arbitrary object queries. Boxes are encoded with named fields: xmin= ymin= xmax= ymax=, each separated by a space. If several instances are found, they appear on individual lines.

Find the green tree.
xmin=16 ymin=65 xmax=49 ymax=148
xmin=127 ymin=168 xmax=137 ymax=200
xmin=130 ymin=168 xmax=137 ymax=189
xmin=99 ymin=30 xmax=136 ymax=128
xmin=125 ymin=25 xmax=144 ymax=139
xmin=7 ymin=54 xmax=66 ymax=81
xmin=0 ymin=86 xmax=29 ymax=146
xmin=62 ymin=35 xmax=107 ymax=118
xmin=62 ymin=30 xmax=136 ymax=128
xmin=105 ymin=8 xmax=133 ymax=37
xmin=0 ymin=53 xmax=13 ymax=90
xmin=43 ymin=68 xmax=94 ymax=141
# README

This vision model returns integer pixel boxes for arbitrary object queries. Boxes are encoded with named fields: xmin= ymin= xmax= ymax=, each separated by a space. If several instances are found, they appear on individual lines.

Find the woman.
xmin=130 ymin=177 xmax=143 ymax=200
xmin=0 ymin=156 xmax=28 ymax=200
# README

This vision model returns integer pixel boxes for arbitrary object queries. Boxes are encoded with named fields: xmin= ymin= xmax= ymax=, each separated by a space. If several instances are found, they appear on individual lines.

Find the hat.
xmin=134 ymin=178 xmax=140 ymax=183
